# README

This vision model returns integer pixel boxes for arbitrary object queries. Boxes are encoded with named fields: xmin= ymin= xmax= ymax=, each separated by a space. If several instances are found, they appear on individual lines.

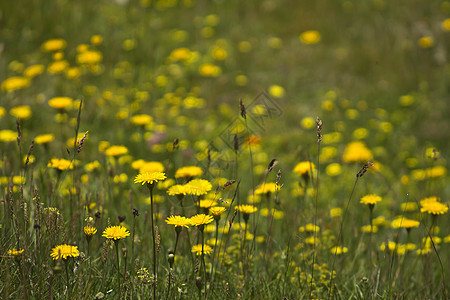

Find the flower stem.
xmin=149 ymin=186 xmax=157 ymax=300
xmin=115 ymin=241 xmax=121 ymax=297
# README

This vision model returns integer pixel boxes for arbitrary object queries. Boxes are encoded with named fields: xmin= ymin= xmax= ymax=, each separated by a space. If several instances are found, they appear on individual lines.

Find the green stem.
xmin=115 ymin=241 xmax=121 ymax=297
xmin=149 ymin=186 xmax=157 ymax=300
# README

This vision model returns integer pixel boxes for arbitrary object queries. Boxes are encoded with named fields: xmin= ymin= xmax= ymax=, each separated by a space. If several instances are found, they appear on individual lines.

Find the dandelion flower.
xmin=419 ymin=196 xmax=439 ymax=206
xmin=391 ymin=218 xmax=420 ymax=229
xmin=191 ymin=244 xmax=213 ymax=256
xmin=134 ymin=172 xmax=166 ymax=186
xmin=41 ymin=38 xmax=67 ymax=52
xmin=293 ymin=161 xmax=315 ymax=176
xmin=48 ymin=158 xmax=73 ymax=170
xmin=184 ymin=179 xmax=212 ymax=196
xmin=299 ymin=30 xmax=321 ymax=45
xmin=10 ymin=105 xmax=32 ymax=120
xmin=50 ymin=244 xmax=79 ymax=260
xmin=84 ymin=226 xmax=97 ymax=236
xmin=197 ymin=199 xmax=218 ymax=208
xmin=0 ymin=130 xmax=18 ymax=142
xmin=7 ymin=248 xmax=24 ymax=256
xmin=421 ymin=201 xmax=448 ymax=215
xmin=235 ymin=205 xmax=258 ymax=220
xmin=209 ymin=206 xmax=226 ymax=217
xmin=360 ymin=194 xmax=382 ymax=206
xmin=1 ymin=76 xmax=30 ymax=92
xmin=189 ymin=214 xmax=214 ymax=226
xmin=35 ymin=134 xmax=55 ymax=145
xmin=102 ymin=225 xmax=130 ymax=240
xmin=342 ymin=141 xmax=373 ymax=163
xmin=48 ymin=97 xmax=73 ymax=110
xmin=330 ymin=246 xmax=348 ymax=255
xmin=104 ymin=145 xmax=128 ymax=157
xmin=165 ymin=215 xmax=191 ymax=228
xmin=175 ymin=166 xmax=203 ymax=178
xmin=254 ymin=182 xmax=280 ymax=194
xmin=139 ymin=161 xmax=165 ymax=173
xmin=167 ymin=184 xmax=188 ymax=196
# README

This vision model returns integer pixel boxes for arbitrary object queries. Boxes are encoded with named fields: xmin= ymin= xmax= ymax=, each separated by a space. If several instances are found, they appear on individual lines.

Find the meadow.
xmin=1 ymin=0 xmax=449 ymax=299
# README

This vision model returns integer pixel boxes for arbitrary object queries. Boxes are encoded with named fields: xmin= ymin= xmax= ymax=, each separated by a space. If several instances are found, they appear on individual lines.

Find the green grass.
xmin=1 ymin=0 xmax=449 ymax=299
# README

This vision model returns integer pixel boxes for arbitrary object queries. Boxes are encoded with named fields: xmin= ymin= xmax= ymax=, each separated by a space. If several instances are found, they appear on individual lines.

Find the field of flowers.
xmin=1 ymin=0 xmax=449 ymax=299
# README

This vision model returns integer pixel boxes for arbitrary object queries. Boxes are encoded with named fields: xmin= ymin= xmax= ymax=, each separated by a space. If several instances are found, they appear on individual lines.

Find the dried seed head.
xmin=239 ymin=98 xmax=246 ymax=119
xmin=77 ymin=131 xmax=88 ymax=153
xmin=132 ymin=208 xmax=139 ymax=217
xmin=276 ymin=169 xmax=282 ymax=186
xmin=173 ymin=138 xmax=179 ymax=151
xmin=357 ymin=161 xmax=374 ymax=178
xmin=223 ymin=179 xmax=236 ymax=189
xmin=16 ymin=119 xmax=22 ymax=146
xmin=267 ymin=158 xmax=277 ymax=173
xmin=233 ymin=134 xmax=239 ymax=152
xmin=316 ymin=117 xmax=323 ymax=143
xmin=25 ymin=140 xmax=34 ymax=166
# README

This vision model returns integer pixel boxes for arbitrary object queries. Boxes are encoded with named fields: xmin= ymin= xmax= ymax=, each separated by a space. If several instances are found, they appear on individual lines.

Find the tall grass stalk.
xmin=328 ymin=162 xmax=372 ymax=299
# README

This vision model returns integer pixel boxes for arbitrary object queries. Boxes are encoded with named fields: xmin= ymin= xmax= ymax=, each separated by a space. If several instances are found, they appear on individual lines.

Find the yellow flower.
xmin=165 ymin=215 xmax=191 ymax=228
xmin=391 ymin=218 xmax=420 ymax=229
xmin=90 ymin=35 xmax=103 ymax=45
xmin=7 ymin=248 xmax=24 ymax=256
xmin=419 ymin=196 xmax=439 ymax=206
xmin=197 ymin=199 xmax=218 ymax=208
xmin=400 ymin=202 xmax=418 ymax=212
xmin=329 ymin=208 xmax=342 ymax=218
xmin=169 ymin=48 xmax=191 ymax=62
xmin=77 ymin=50 xmax=102 ymax=65
xmin=361 ymin=225 xmax=378 ymax=233
xmin=23 ymin=64 xmax=45 ymax=78
xmin=418 ymin=36 xmax=434 ymax=48
xmin=421 ymin=201 xmax=448 ymax=215
xmin=191 ymin=244 xmax=213 ymax=256
xmin=268 ymin=85 xmax=285 ymax=98
xmin=380 ymin=241 xmax=397 ymax=252
xmin=301 ymin=117 xmax=315 ymax=129
xmin=299 ymin=223 xmax=320 ymax=233
xmin=130 ymin=114 xmax=153 ymax=126
xmin=293 ymin=161 xmax=315 ymax=176
xmin=84 ymin=226 xmax=97 ymax=236
xmin=50 ymin=244 xmax=79 ymax=260
xmin=35 ymin=133 xmax=55 ymax=144
xmin=254 ymin=182 xmax=280 ymax=195
xmin=236 ymin=204 xmax=258 ymax=215
xmin=139 ymin=161 xmax=165 ymax=173
xmin=342 ymin=141 xmax=373 ymax=163
xmin=299 ymin=30 xmax=321 ymax=45
xmin=48 ymin=97 xmax=73 ymax=110
xmin=189 ymin=214 xmax=214 ymax=226
xmin=209 ymin=206 xmax=226 ymax=217
xmin=102 ymin=225 xmax=130 ymax=240
xmin=48 ymin=158 xmax=73 ymax=170
xmin=47 ymin=60 xmax=69 ymax=74
xmin=104 ymin=145 xmax=128 ymax=157
xmin=184 ymin=179 xmax=212 ymax=196
xmin=10 ymin=105 xmax=32 ymax=120
xmin=175 ymin=166 xmax=203 ymax=178
xmin=330 ymin=246 xmax=348 ymax=255
xmin=134 ymin=172 xmax=166 ymax=186
xmin=326 ymin=163 xmax=342 ymax=176
xmin=167 ymin=184 xmax=188 ymax=196
xmin=199 ymin=63 xmax=221 ymax=77
xmin=41 ymin=39 xmax=67 ymax=52
xmin=360 ymin=194 xmax=382 ymax=205
xmin=0 ymin=130 xmax=18 ymax=142
xmin=1 ymin=76 xmax=31 ymax=92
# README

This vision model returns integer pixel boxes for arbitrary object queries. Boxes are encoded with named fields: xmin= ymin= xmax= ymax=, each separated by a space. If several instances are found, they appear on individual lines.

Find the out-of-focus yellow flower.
xmin=139 ymin=161 xmax=165 ymax=173
xmin=35 ymin=134 xmax=55 ymax=145
xmin=268 ymin=85 xmax=285 ymax=98
xmin=90 ymin=35 xmax=103 ymax=45
xmin=199 ymin=63 xmax=221 ymax=77
xmin=47 ymin=60 xmax=69 ymax=74
xmin=267 ymin=37 xmax=282 ymax=49
xmin=23 ymin=64 xmax=45 ymax=78
xmin=330 ymin=208 xmax=342 ymax=218
xmin=1 ymin=76 xmax=30 ymax=92
xmin=418 ymin=36 xmax=434 ymax=48
xmin=104 ymin=145 xmax=128 ymax=157
xmin=299 ymin=30 xmax=321 ymax=45
xmin=326 ymin=163 xmax=342 ymax=176
xmin=41 ymin=39 xmax=67 ymax=52
xmin=342 ymin=141 xmax=373 ymax=163
xmin=10 ymin=105 xmax=32 ymax=120
xmin=0 ymin=130 xmax=18 ymax=142
xmin=77 ymin=50 xmax=102 ymax=65
xmin=238 ymin=41 xmax=252 ymax=52
xmin=48 ymin=97 xmax=73 ymax=110
xmin=130 ymin=114 xmax=153 ymax=126
xmin=301 ymin=117 xmax=315 ymax=129
xmin=169 ymin=48 xmax=191 ymax=62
